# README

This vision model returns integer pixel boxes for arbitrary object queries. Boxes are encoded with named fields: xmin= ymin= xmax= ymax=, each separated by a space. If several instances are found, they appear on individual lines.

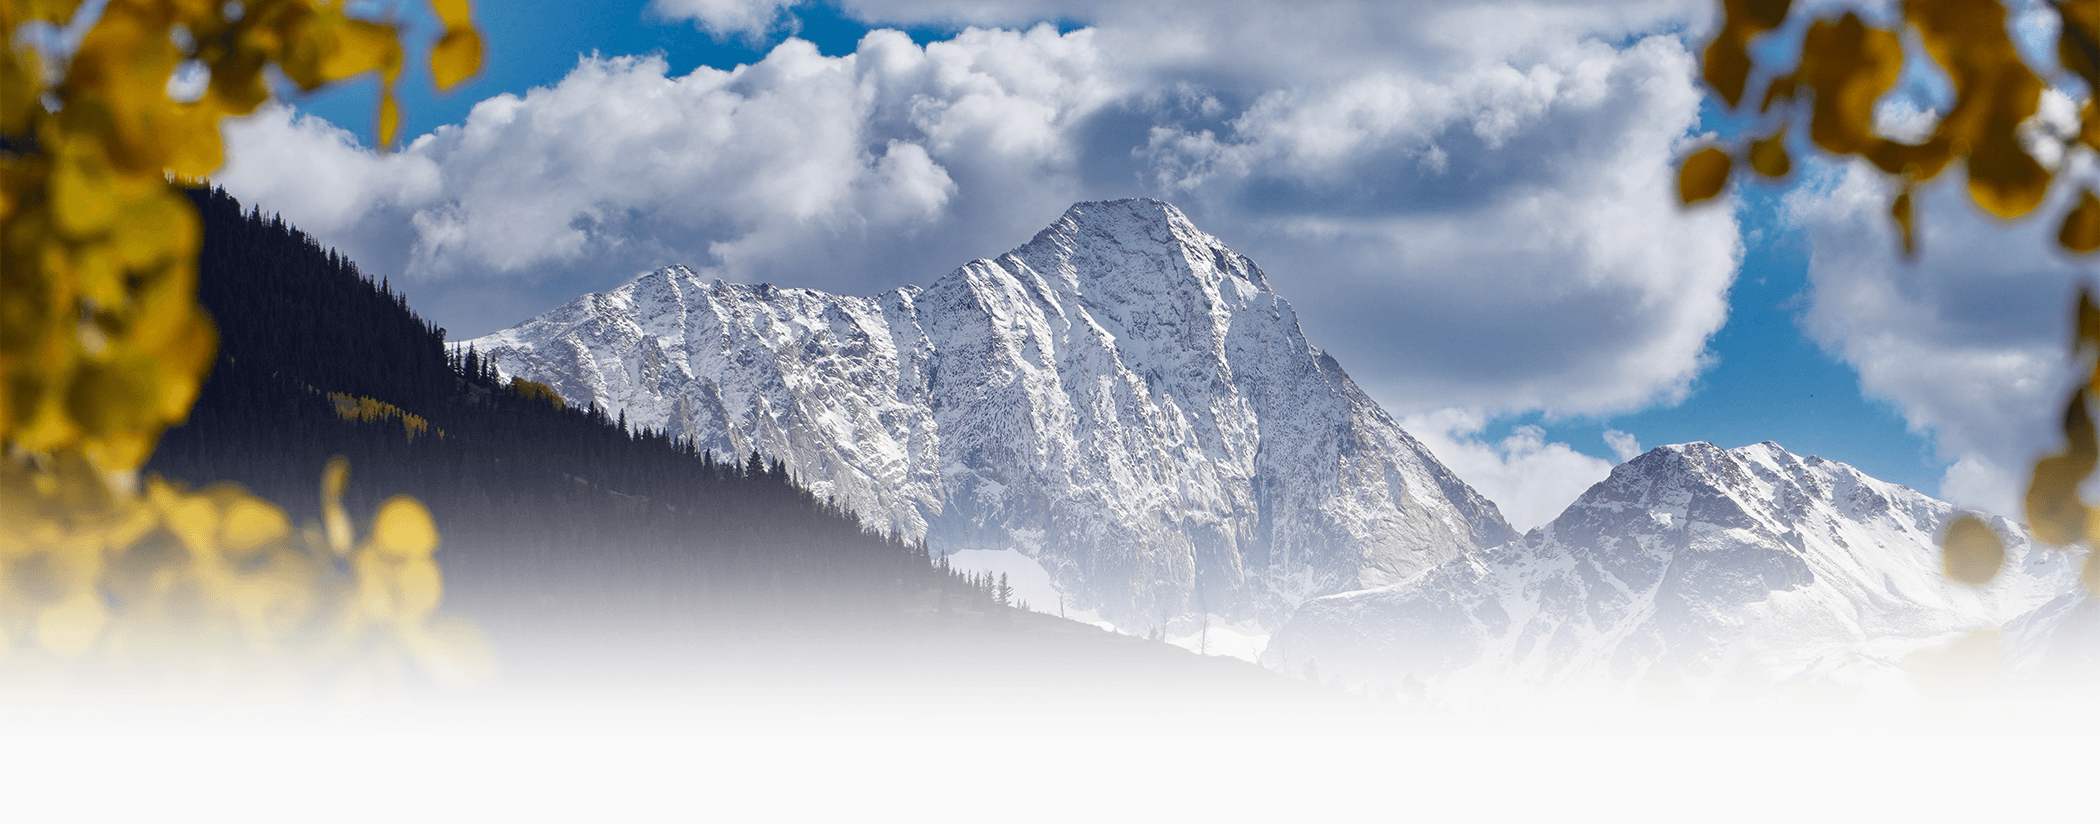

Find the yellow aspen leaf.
xmin=2026 ymin=392 xmax=2097 ymax=546
xmin=205 ymin=53 xmax=271 ymax=116
xmin=321 ymin=456 xmax=353 ymax=554
xmin=1678 ymin=146 xmax=1732 ymax=204
xmin=378 ymin=95 xmax=400 ymax=149
xmin=1891 ymin=187 xmax=1916 ymax=257
xmin=1703 ymin=36 xmax=1754 ymax=109
xmin=430 ymin=0 xmax=477 ymax=28
xmin=158 ymin=111 xmax=227 ymax=180
xmin=13 ymin=0 xmax=88 ymax=25
xmin=162 ymin=492 xmax=218 ymax=552
xmin=109 ymin=190 xmax=189 ymax=271
xmin=430 ymin=27 xmax=482 ymax=91
xmin=0 ymin=47 xmax=41 ymax=134
xmin=1865 ymin=137 xmax=1955 ymax=180
xmin=1941 ymin=515 xmax=2005 ymax=585
xmin=1705 ymin=0 xmax=1794 ymax=108
xmin=219 ymin=498 xmax=289 ymax=553
xmin=49 ymin=154 xmax=119 ymax=239
xmin=2060 ymin=190 xmax=2100 ymax=253
xmin=2059 ymin=0 xmax=2100 ymax=85
xmin=1967 ymin=132 xmax=2050 ymax=218
xmin=2077 ymin=288 xmax=2100 ymax=348
xmin=71 ymin=243 xmax=124 ymax=309
xmin=2083 ymin=551 xmax=2100 ymax=594
xmin=1748 ymin=130 xmax=1791 ymax=178
xmin=1758 ymin=75 xmax=1796 ymax=113
xmin=1798 ymin=14 xmax=1903 ymax=155
xmin=372 ymin=495 xmax=438 ymax=558
xmin=1906 ymin=0 xmax=2048 ymax=217
xmin=1735 ymin=0 xmax=1792 ymax=28
xmin=83 ymin=431 xmax=153 ymax=482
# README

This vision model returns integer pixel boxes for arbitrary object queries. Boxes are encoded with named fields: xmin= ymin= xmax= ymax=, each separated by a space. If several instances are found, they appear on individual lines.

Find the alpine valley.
xmin=465 ymin=198 xmax=2092 ymax=690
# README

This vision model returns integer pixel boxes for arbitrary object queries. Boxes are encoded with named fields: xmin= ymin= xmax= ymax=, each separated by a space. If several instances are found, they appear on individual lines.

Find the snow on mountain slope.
xmin=462 ymin=199 xmax=1515 ymax=628
xmin=1263 ymin=442 xmax=2085 ymax=694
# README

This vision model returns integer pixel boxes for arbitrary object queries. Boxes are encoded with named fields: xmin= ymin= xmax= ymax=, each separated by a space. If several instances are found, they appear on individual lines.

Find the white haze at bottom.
xmin=3 ymin=685 xmax=2094 ymax=820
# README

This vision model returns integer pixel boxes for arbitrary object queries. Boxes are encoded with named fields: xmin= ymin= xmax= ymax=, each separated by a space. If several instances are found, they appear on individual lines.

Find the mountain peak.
xmin=461 ymin=198 xmax=1508 ymax=629
xmin=1055 ymin=197 xmax=1194 ymax=231
xmin=989 ymin=198 xmax=1272 ymax=300
xmin=1270 ymin=431 xmax=2079 ymax=695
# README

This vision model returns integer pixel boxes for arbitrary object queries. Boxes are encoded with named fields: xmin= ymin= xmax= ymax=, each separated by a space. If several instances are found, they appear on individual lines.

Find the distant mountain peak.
xmin=1269 ymin=438 xmax=2084 ymax=694
xmin=461 ymin=200 xmax=1508 ymax=629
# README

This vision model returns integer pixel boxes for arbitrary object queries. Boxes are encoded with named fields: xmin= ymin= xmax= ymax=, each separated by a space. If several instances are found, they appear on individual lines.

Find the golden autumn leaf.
xmin=1678 ymin=146 xmax=1732 ymax=204
xmin=1967 ymin=133 xmax=2051 ymax=218
xmin=1941 ymin=515 xmax=2006 ymax=585
xmin=2063 ymin=0 xmax=2100 ymax=81
xmin=2061 ymin=190 xmax=2100 ymax=253
xmin=1705 ymin=0 xmax=1795 ymax=107
xmin=2026 ymin=392 xmax=2097 ymax=546
xmin=431 ymin=28 xmax=483 ymax=91
xmin=2076 ymin=289 xmax=2100 ymax=349
xmin=1891 ymin=187 xmax=1917 ymax=257
xmin=1704 ymin=36 xmax=1755 ymax=109
xmin=1748 ymin=131 xmax=1791 ymax=178
xmin=1798 ymin=14 xmax=1903 ymax=155
xmin=372 ymin=495 xmax=438 ymax=558
xmin=220 ymin=497 xmax=290 ymax=553
xmin=378 ymin=95 xmax=400 ymax=149
xmin=320 ymin=455 xmax=354 ymax=554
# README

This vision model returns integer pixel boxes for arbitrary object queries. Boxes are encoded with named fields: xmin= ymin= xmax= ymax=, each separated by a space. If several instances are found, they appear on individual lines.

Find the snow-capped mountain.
xmin=462 ymin=199 xmax=1514 ymax=627
xmin=1263 ymin=441 xmax=2085 ymax=693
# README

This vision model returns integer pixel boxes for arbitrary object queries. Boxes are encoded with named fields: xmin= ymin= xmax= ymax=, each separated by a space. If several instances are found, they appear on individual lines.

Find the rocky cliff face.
xmin=1265 ymin=442 xmax=2084 ymax=693
xmin=463 ymin=199 xmax=1514 ymax=627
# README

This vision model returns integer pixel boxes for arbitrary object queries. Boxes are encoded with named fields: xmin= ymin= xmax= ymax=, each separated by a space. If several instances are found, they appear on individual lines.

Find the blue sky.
xmin=219 ymin=0 xmax=2088 ymax=528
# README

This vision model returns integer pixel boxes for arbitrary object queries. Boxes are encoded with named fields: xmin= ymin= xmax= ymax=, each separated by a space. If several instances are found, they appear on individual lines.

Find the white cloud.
xmin=1603 ymin=429 xmax=1642 ymax=463
xmin=650 ymin=0 xmax=803 ymax=40
xmin=1141 ymin=34 xmax=1740 ymax=415
xmin=218 ymin=27 xmax=1115 ymax=332
xmin=1405 ymin=409 xmax=1618 ymax=532
xmin=215 ymin=0 xmax=1742 ymax=421
xmin=1785 ymin=160 xmax=2086 ymax=517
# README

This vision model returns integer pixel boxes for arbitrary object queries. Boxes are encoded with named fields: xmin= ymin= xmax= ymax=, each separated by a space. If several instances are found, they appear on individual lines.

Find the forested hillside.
xmin=146 ymin=189 xmax=969 ymax=643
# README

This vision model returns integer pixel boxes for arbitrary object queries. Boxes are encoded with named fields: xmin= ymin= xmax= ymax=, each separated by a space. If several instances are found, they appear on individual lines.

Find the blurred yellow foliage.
xmin=0 ymin=0 xmax=485 ymax=690
xmin=1684 ymin=0 xmax=2071 ymax=251
xmin=1689 ymin=0 xmax=2100 ymax=589
xmin=0 ymin=454 xmax=490 ymax=689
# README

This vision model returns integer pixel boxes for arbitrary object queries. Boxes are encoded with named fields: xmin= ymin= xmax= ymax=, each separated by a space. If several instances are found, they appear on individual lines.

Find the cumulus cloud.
xmin=1141 ymin=34 xmax=1740 ymax=414
xmin=1785 ymin=160 xmax=2086 ymax=517
xmin=650 ymin=0 xmax=804 ymax=40
xmin=215 ymin=0 xmax=1742 ymax=422
xmin=1405 ymin=409 xmax=1619 ymax=532
xmin=219 ymin=27 xmax=1114 ymax=333
xmin=1603 ymin=429 xmax=1642 ymax=463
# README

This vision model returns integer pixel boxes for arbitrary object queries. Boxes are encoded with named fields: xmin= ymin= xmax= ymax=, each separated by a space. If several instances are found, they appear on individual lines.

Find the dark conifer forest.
xmin=147 ymin=189 xmax=986 ymax=647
